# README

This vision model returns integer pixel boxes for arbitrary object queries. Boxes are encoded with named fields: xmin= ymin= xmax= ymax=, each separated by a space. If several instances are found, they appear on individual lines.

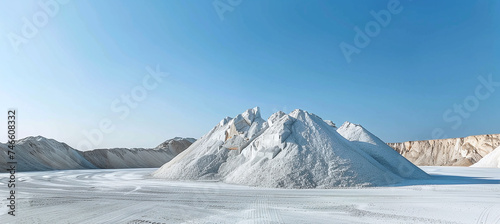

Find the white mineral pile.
xmin=83 ymin=137 xmax=196 ymax=169
xmin=0 ymin=137 xmax=195 ymax=172
xmin=153 ymin=107 xmax=429 ymax=188
xmin=471 ymin=146 xmax=500 ymax=168
xmin=0 ymin=136 xmax=96 ymax=171
xmin=336 ymin=122 xmax=428 ymax=179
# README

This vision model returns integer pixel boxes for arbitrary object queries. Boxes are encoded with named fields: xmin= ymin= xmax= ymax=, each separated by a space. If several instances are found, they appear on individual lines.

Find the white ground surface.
xmin=1 ymin=167 xmax=500 ymax=224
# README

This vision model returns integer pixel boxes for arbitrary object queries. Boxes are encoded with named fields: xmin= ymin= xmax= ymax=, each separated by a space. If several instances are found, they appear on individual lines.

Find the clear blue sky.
xmin=1 ymin=0 xmax=499 ymax=150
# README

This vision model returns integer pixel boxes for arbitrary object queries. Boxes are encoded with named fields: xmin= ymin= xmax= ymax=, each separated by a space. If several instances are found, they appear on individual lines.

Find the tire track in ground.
xmin=476 ymin=206 xmax=491 ymax=224
xmin=476 ymin=205 xmax=500 ymax=224
xmin=79 ymin=201 xmax=154 ymax=224
xmin=248 ymin=197 xmax=284 ymax=224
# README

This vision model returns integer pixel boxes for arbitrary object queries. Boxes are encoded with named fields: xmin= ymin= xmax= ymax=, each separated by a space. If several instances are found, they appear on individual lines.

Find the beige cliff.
xmin=388 ymin=134 xmax=500 ymax=166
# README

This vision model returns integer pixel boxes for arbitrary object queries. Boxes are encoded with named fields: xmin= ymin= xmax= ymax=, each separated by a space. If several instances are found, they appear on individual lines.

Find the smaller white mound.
xmin=83 ymin=137 xmax=195 ymax=169
xmin=0 ymin=136 xmax=195 ymax=172
xmin=0 ymin=136 xmax=96 ymax=172
xmin=471 ymin=146 xmax=500 ymax=168
xmin=337 ymin=122 xmax=429 ymax=179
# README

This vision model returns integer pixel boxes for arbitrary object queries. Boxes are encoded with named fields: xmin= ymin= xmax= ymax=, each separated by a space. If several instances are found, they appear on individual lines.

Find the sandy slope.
xmin=388 ymin=134 xmax=500 ymax=166
xmin=1 ymin=167 xmax=499 ymax=224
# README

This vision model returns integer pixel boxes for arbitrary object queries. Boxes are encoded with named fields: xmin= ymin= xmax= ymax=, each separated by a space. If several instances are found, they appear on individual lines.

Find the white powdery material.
xmin=153 ymin=107 xmax=429 ymax=188
xmin=152 ymin=107 xmax=268 ymax=180
xmin=0 ymin=137 xmax=195 ymax=171
xmin=471 ymin=146 xmax=500 ymax=168
xmin=336 ymin=122 xmax=429 ymax=179
xmin=0 ymin=136 xmax=97 ymax=171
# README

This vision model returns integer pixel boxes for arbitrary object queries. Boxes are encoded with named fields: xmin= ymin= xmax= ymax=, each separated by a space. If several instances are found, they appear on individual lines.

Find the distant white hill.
xmin=82 ymin=137 xmax=195 ymax=169
xmin=153 ymin=107 xmax=429 ymax=188
xmin=0 ymin=136 xmax=96 ymax=171
xmin=0 ymin=136 xmax=195 ymax=172
xmin=471 ymin=146 xmax=500 ymax=168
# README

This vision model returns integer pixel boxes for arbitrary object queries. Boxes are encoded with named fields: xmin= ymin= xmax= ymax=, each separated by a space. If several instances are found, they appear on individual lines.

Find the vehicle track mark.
xmin=248 ymin=197 xmax=284 ymax=224
xmin=477 ymin=205 xmax=500 ymax=224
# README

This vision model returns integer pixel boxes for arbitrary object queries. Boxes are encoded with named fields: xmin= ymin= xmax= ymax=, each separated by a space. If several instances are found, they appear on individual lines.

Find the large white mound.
xmin=153 ymin=107 xmax=429 ymax=188
xmin=471 ymin=146 xmax=500 ymax=168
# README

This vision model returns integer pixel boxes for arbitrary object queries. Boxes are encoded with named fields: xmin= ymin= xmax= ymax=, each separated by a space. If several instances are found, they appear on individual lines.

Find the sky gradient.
xmin=1 ymin=0 xmax=499 ymax=150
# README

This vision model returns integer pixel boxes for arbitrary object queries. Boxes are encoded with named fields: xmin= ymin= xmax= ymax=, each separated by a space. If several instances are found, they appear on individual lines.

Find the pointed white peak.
xmin=337 ymin=121 xmax=383 ymax=145
xmin=287 ymin=109 xmax=337 ymax=129
xmin=155 ymin=137 xmax=196 ymax=149
xmin=229 ymin=107 xmax=266 ymax=137
xmin=288 ymin=108 xmax=305 ymax=119
xmin=218 ymin=116 xmax=232 ymax=128
xmin=180 ymin=137 xmax=196 ymax=143
xmin=241 ymin=106 xmax=261 ymax=124
xmin=17 ymin=135 xmax=64 ymax=146
xmin=267 ymin=111 xmax=286 ymax=126
xmin=288 ymin=109 xmax=325 ymax=123
xmin=164 ymin=137 xmax=195 ymax=142
xmin=324 ymin=120 xmax=337 ymax=129
xmin=215 ymin=107 xmax=264 ymax=140
xmin=20 ymin=135 xmax=49 ymax=141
